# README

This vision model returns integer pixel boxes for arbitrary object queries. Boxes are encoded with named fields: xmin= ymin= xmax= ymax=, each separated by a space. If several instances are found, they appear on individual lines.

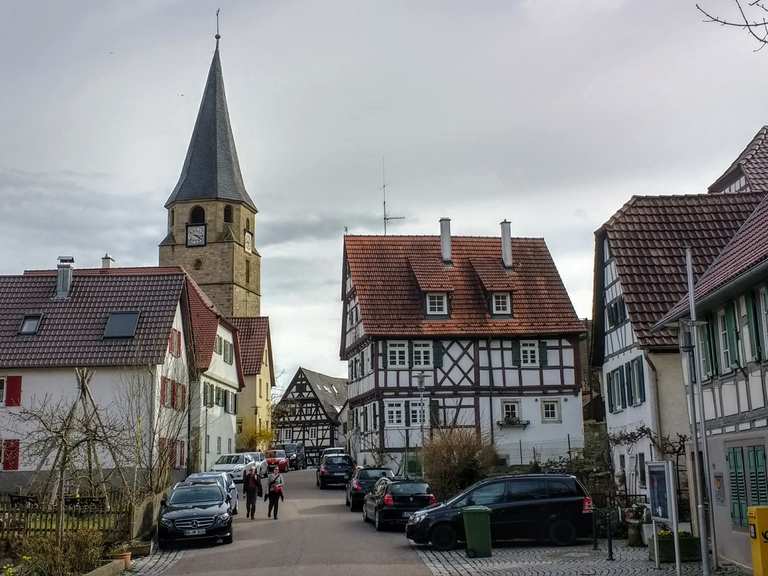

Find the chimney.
xmin=500 ymin=220 xmax=512 ymax=268
xmin=101 ymin=253 xmax=115 ymax=269
xmin=439 ymin=218 xmax=452 ymax=264
xmin=56 ymin=256 xmax=74 ymax=299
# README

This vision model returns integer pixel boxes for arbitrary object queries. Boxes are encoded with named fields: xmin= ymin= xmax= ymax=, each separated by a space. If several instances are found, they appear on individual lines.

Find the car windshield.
xmin=390 ymin=482 xmax=430 ymax=496
xmin=168 ymin=486 xmax=222 ymax=505
xmin=358 ymin=469 xmax=392 ymax=480
xmin=215 ymin=455 xmax=242 ymax=465
xmin=248 ymin=453 xmax=264 ymax=461
xmin=267 ymin=450 xmax=286 ymax=458
xmin=325 ymin=456 xmax=352 ymax=465
xmin=188 ymin=474 xmax=223 ymax=486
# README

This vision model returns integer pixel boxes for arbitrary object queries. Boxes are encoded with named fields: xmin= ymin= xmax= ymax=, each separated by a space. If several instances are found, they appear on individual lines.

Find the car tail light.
xmin=582 ymin=496 xmax=593 ymax=514
xmin=428 ymin=494 xmax=437 ymax=505
xmin=383 ymin=493 xmax=394 ymax=507
xmin=352 ymin=480 xmax=362 ymax=492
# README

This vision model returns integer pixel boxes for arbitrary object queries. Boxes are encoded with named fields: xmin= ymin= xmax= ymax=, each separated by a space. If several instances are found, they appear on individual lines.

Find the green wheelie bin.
xmin=462 ymin=505 xmax=492 ymax=558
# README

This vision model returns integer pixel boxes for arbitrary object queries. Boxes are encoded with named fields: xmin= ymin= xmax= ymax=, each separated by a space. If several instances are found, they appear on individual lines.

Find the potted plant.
xmin=623 ymin=503 xmax=646 ymax=547
xmin=649 ymin=529 xmax=701 ymax=563
xmin=109 ymin=543 xmax=132 ymax=570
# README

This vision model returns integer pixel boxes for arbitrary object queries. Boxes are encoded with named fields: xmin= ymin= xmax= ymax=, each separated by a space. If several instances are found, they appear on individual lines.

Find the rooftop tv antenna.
xmin=382 ymin=157 xmax=404 ymax=235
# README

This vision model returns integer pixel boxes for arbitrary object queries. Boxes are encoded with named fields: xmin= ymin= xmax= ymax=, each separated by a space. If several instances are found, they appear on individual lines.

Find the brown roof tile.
xmin=597 ymin=192 xmax=765 ymax=348
xmin=229 ymin=317 xmax=270 ymax=376
xmin=343 ymin=235 xmax=583 ymax=348
xmin=709 ymin=126 xmax=768 ymax=193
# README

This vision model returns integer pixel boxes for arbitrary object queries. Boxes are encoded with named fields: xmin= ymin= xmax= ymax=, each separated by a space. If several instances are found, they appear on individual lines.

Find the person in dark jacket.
xmin=265 ymin=466 xmax=284 ymax=520
xmin=243 ymin=468 xmax=262 ymax=519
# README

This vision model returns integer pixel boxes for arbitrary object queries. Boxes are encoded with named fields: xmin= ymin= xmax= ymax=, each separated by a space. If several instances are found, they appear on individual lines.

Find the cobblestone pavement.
xmin=417 ymin=541 xmax=744 ymax=576
xmin=128 ymin=548 xmax=184 ymax=575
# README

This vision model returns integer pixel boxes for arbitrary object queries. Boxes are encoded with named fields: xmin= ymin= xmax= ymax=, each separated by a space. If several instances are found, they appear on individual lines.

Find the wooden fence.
xmin=0 ymin=495 xmax=131 ymax=543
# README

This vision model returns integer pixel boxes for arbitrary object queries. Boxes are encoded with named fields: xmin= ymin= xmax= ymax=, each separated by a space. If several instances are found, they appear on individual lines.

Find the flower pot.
xmin=649 ymin=536 xmax=701 ymax=563
xmin=626 ymin=520 xmax=644 ymax=547
xmin=112 ymin=551 xmax=132 ymax=570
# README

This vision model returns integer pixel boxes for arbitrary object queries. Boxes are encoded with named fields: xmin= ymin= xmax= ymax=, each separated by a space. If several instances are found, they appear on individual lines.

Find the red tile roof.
xmin=709 ymin=126 xmax=768 ymax=193
xmin=0 ymin=267 xmax=186 ymax=369
xmin=408 ymin=256 xmax=453 ymax=292
xmin=660 ymin=193 xmax=768 ymax=323
xmin=469 ymin=257 xmax=515 ymax=292
xmin=343 ymin=235 xmax=583 ymax=348
xmin=185 ymin=277 xmax=220 ymax=371
xmin=229 ymin=317 xmax=270 ymax=376
xmin=596 ymin=192 xmax=766 ymax=348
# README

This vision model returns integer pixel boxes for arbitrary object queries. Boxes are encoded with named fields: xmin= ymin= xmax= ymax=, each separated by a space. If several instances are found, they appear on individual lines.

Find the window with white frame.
xmin=542 ymin=400 xmax=561 ymax=422
xmin=387 ymin=341 xmax=408 ymax=368
xmin=492 ymin=293 xmax=511 ymax=314
xmin=426 ymin=293 xmax=448 ymax=315
xmin=718 ymin=308 xmax=732 ymax=370
xmin=385 ymin=401 xmax=404 ymax=427
xmin=410 ymin=401 xmax=425 ymax=426
xmin=412 ymin=341 xmax=433 ymax=368
xmin=520 ymin=341 xmax=539 ymax=367
xmin=502 ymin=400 xmax=520 ymax=422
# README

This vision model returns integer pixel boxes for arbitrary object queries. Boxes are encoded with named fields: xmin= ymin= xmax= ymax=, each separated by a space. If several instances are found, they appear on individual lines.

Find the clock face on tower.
xmin=186 ymin=224 xmax=207 ymax=247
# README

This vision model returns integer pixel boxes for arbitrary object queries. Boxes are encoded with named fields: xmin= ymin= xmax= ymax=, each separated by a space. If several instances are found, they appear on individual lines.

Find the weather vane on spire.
xmin=215 ymin=8 xmax=221 ymax=42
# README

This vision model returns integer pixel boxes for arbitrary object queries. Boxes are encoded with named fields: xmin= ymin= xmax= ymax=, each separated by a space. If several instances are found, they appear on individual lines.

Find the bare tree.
xmin=697 ymin=1 xmax=768 ymax=50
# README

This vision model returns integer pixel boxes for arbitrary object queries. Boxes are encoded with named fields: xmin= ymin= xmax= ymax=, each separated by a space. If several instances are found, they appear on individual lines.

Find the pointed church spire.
xmin=165 ymin=32 xmax=257 ymax=211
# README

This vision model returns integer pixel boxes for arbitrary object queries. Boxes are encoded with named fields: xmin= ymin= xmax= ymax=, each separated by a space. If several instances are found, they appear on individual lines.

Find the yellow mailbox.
xmin=749 ymin=506 xmax=768 ymax=576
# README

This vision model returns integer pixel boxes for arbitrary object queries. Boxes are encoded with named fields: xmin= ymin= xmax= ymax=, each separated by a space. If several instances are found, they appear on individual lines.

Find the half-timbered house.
xmin=273 ymin=368 xmax=347 ymax=466
xmin=340 ymin=219 xmax=586 ymax=470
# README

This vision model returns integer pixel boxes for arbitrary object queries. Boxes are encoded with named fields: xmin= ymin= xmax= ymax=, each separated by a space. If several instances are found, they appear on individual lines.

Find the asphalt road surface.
xmin=161 ymin=469 xmax=430 ymax=576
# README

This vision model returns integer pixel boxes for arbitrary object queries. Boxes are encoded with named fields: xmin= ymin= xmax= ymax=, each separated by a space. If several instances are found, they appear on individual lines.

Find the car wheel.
xmin=549 ymin=519 xmax=576 ymax=546
xmin=430 ymin=524 xmax=458 ymax=551
xmin=374 ymin=510 xmax=384 ymax=532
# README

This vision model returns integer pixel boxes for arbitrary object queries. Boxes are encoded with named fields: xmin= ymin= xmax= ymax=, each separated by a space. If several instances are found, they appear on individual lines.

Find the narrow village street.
xmin=139 ymin=470 xmax=429 ymax=576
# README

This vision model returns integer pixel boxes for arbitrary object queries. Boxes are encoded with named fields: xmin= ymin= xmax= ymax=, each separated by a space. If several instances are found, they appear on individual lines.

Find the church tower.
xmin=159 ymin=37 xmax=260 ymax=317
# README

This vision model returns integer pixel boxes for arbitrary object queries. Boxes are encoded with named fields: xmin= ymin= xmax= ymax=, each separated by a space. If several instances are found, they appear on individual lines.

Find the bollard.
xmin=592 ymin=507 xmax=598 ymax=550
xmin=607 ymin=509 xmax=614 ymax=561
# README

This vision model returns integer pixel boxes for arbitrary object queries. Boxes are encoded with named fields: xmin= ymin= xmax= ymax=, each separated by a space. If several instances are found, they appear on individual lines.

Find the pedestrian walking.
xmin=265 ymin=465 xmax=284 ymax=520
xmin=243 ymin=467 xmax=262 ymax=519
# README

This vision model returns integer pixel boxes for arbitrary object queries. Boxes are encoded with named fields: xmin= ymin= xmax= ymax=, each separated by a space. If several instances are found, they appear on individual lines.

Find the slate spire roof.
xmin=164 ymin=40 xmax=257 ymax=211
xmin=708 ymin=125 xmax=768 ymax=194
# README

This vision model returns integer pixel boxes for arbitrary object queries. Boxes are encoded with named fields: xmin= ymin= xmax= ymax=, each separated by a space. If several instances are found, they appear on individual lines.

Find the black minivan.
xmin=405 ymin=474 xmax=593 ymax=550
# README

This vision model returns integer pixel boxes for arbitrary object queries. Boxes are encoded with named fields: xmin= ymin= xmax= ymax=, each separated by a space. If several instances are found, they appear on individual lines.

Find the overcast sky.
xmin=2 ymin=1 xmax=767 ymax=391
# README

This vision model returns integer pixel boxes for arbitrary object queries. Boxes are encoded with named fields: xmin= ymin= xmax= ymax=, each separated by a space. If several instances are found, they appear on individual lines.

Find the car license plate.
xmin=333 ymin=473 xmax=344 ymax=477
xmin=402 ymin=512 xmax=412 ymax=519
xmin=184 ymin=529 xmax=205 ymax=536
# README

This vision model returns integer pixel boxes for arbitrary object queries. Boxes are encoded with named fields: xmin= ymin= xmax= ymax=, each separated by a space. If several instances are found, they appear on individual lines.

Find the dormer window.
xmin=492 ymin=293 xmax=511 ymax=315
xmin=19 ymin=315 xmax=41 ymax=335
xmin=104 ymin=312 xmax=139 ymax=339
xmin=426 ymin=293 xmax=448 ymax=315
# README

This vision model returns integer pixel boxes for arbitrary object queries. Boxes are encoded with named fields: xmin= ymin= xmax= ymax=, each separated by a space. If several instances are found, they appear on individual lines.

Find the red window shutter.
xmin=175 ymin=330 xmax=182 ymax=357
xmin=181 ymin=385 xmax=186 ymax=411
xmin=179 ymin=440 xmax=186 ymax=467
xmin=160 ymin=378 xmax=167 ymax=407
xmin=171 ymin=381 xmax=178 ymax=409
xmin=171 ymin=440 xmax=177 ymax=468
xmin=3 ymin=439 xmax=20 ymax=470
xmin=168 ymin=332 xmax=173 ymax=355
xmin=5 ymin=376 xmax=22 ymax=407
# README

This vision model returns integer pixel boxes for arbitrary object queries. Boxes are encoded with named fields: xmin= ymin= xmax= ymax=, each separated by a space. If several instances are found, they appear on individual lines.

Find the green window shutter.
xmin=624 ymin=364 xmax=635 ymax=406
xmin=707 ymin=316 xmax=719 ymax=375
xmin=697 ymin=324 xmax=712 ymax=378
xmin=636 ymin=358 xmax=646 ymax=403
xmin=429 ymin=399 xmax=440 ymax=427
xmin=746 ymin=292 xmax=761 ymax=361
xmin=729 ymin=447 xmax=748 ymax=527
xmin=511 ymin=340 xmax=521 ymax=366
xmin=606 ymin=372 xmax=615 ymax=413
xmin=408 ymin=341 xmax=414 ymax=366
xmin=618 ymin=369 xmax=627 ymax=409
xmin=748 ymin=445 xmax=768 ymax=506
xmin=539 ymin=341 xmax=548 ymax=367
xmin=726 ymin=303 xmax=739 ymax=368
xmin=404 ymin=401 xmax=411 ymax=427
xmin=434 ymin=341 xmax=443 ymax=368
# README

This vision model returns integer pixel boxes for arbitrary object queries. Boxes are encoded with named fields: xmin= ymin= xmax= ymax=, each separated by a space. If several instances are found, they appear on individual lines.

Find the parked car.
xmin=158 ymin=483 xmax=233 ymax=548
xmin=316 ymin=454 xmax=355 ymax=489
xmin=265 ymin=449 xmax=289 ymax=472
xmin=362 ymin=478 xmax=435 ymax=531
xmin=184 ymin=472 xmax=239 ymax=515
xmin=320 ymin=447 xmax=346 ymax=460
xmin=243 ymin=451 xmax=269 ymax=477
xmin=346 ymin=467 xmax=394 ymax=511
xmin=211 ymin=453 xmax=257 ymax=482
xmin=276 ymin=443 xmax=306 ymax=470
xmin=405 ymin=474 xmax=593 ymax=550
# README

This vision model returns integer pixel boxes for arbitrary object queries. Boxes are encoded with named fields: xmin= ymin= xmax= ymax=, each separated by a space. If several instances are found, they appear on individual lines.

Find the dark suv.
xmin=158 ymin=483 xmax=234 ymax=548
xmin=406 ymin=474 xmax=593 ymax=550
xmin=316 ymin=454 xmax=355 ymax=488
